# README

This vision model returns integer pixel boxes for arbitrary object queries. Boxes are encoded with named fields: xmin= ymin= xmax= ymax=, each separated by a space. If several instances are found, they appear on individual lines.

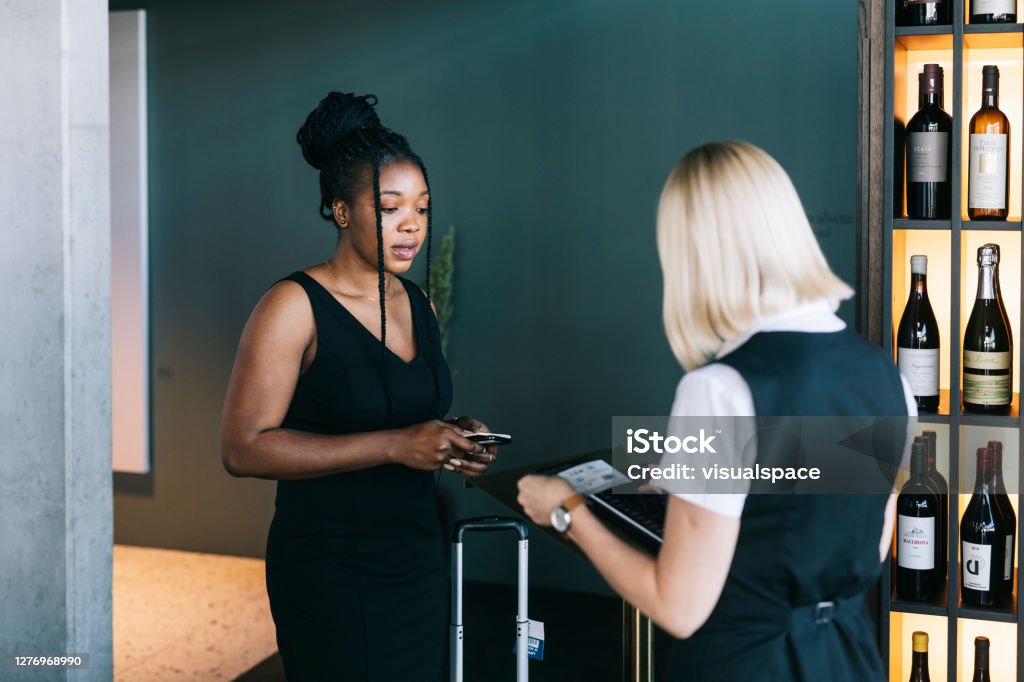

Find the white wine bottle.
xmin=909 ymin=631 xmax=931 ymax=682
xmin=968 ymin=66 xmax=1010 ymax=221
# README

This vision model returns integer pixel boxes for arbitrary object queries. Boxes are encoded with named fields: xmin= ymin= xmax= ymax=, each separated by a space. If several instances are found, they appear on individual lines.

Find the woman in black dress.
xmin=221 ymin=92 xmax=495 ymax=681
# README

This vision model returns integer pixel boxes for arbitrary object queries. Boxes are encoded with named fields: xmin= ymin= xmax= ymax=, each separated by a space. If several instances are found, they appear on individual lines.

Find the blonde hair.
xmin=657 ymin=141 xmax=853 ymax=371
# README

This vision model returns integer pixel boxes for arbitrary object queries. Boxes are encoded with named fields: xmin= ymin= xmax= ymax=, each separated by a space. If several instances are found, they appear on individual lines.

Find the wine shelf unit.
xmin=882 ymin=1 xmax=1024 ymax=680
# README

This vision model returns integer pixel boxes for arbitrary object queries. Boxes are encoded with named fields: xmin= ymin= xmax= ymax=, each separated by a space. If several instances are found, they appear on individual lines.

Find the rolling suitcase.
xmin=450 ymin=517 xmax=530 ymax=682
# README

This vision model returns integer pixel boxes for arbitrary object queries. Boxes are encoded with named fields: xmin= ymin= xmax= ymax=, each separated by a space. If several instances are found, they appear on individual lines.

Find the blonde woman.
xmin=517 ymin=141 xmax=915 ymax=681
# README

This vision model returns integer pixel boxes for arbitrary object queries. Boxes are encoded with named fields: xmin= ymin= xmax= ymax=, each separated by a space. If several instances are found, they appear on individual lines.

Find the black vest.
xmin=667 ymin=328 xmax=907 ymax=682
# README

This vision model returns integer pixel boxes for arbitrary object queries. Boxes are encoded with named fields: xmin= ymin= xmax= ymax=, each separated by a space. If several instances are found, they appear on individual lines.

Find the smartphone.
xmin=466 ymin=432 xmax=512 ymax=446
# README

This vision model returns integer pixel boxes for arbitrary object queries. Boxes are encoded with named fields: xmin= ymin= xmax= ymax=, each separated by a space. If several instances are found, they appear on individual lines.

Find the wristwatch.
xmin=550 ymin=493 xmax=586 ymax=534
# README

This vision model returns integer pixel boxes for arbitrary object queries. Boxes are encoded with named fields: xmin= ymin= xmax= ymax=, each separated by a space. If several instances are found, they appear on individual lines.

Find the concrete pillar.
xmin=0 ymin=1 xmax=112 ymax=680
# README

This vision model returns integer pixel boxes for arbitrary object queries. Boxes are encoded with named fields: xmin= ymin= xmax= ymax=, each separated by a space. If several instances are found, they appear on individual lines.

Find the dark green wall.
xmin=112 ymin=0 xmax=858 ymax=593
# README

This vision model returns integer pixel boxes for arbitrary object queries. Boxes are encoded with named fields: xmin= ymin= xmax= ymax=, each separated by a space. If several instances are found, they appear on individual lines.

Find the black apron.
xmin=667 ymin=328 xmax=907 ymax=681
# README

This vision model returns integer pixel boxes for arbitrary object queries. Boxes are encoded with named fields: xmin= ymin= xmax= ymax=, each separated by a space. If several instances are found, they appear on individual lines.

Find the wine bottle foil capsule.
xmin=978 ymin=244 xmax=1000 ymax=266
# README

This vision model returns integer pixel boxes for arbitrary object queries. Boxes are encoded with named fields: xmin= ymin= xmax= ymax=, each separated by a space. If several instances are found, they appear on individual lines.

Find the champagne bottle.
xmin=907 ymin=64 xmax=952 ymax=219
xmin=971 ymin=0 xmax=1016 ymax=23
xmin=964 ymin=244 xmax=1013 ymax=414
xmin=901 ymin=0 xmax=949 ymax=25
xmin=968 ymin=66 xmax=1010 ymax=220
xmin=898 ymin=256 xmax=941 ymax=412
xmin=972 ymin=636 xmax=991 ymax=682
xmin=988 ymin=440 xmax=1017 ymax=599
xmin=909 ymin=631 xmax=931 ymax=682
xmin=898 ymin=442 xmax=940 ymax=601
xmin=923 ymin=430 xmax=948 ymax=579
xmin=962 ymin=447 xmax=1014 ymax=607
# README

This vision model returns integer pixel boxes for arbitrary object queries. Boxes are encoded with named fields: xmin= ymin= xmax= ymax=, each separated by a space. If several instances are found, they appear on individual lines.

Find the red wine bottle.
xmin=961 ymin=447 xmax=1014 ymax=607
xmin=971 ymin=0 xmax=1016 ymax=23
xmin=968 ymin=66 xmax=1010 ymax=221
xmin=988 ymin=440 xmax=1017 ymax=599
xmin=898 ymin=256 xmax=941 ymax=412
xmin=898 ymin=442 xmax=940 ymax=601
xmin=901 ymin=0 xmax=950 ymax=25
xmin=923 ymin=430 xmax=948 ymax=579
xmin=906 ymin=64 xmax=952 ymax=219
xmin=972 ymin=636 xmax=991 ymax=682
xmin=909 ymin=631 xmax=932 ymax=682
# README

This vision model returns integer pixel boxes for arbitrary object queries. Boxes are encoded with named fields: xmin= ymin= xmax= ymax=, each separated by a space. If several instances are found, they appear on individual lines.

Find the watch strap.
xmin=562 ymin=493 xmax=585 ymax=512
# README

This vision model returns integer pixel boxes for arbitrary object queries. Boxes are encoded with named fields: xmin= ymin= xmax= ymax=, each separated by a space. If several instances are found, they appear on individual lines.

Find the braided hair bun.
xmin=296 ymin=92 xmax=382 ymax=171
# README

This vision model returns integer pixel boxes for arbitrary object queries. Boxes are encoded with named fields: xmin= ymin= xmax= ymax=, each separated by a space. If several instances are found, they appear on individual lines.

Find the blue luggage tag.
xmin=512 ymin=619 xmax=545 ymax=661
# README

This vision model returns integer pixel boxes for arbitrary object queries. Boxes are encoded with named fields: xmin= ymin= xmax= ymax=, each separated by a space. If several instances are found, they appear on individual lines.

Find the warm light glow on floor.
xmin=113 ymin=545 xmax=277 ymax=681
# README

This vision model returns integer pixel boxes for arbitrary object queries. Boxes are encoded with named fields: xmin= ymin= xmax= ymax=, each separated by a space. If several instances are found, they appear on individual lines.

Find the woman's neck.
xmin=327 ymin=244 xmax=395 ymax=299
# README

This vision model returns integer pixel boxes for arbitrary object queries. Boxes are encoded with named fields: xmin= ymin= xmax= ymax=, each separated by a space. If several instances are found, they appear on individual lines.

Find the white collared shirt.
xmin=669 ymin=300 xmax=918 ymax=518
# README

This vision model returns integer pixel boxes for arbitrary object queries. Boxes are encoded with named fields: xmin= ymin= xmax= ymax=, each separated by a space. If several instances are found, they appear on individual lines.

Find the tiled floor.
xmin=113 ymin=545 xmax=277 ymax=681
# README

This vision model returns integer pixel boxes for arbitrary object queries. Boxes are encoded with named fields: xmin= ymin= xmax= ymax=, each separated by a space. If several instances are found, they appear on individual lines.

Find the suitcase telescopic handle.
xmin=454 ymin=516 xmax=529 ymax=542
xmin=451 ymin=516 xmax=530 ymax=682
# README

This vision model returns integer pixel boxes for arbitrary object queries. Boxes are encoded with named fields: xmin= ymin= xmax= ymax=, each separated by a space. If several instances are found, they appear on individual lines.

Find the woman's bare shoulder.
xmin=243 ymin=276 xmax=315 ymax=346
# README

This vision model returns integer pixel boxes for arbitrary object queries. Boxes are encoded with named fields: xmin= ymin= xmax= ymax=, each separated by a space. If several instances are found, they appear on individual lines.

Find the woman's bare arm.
xmin=517 ymin=473 xmax=739 ymax=639
xmin=220 ymin=281 xmax=480 ymax=480
xmin=566 ymin=496 xmax=739 ymax=638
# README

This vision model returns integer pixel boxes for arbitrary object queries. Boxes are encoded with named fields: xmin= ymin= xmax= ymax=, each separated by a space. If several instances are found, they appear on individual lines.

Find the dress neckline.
xmin=298 ymin=271 xmax=424 ymax=366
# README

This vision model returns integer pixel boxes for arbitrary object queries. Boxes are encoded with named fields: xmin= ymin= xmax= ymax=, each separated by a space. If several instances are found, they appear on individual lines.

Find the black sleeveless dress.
xmin=667 ymin=329 xmax=907 ymax=681
xmin=264 ymin=271 xmax=453 ymax=682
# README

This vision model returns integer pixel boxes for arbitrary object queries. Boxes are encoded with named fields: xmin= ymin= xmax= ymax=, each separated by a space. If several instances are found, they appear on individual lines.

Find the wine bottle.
xmin=909 ymin=631 xmax=931 ymax=682
xmin=923 ymin=430 xmax=948 ymax=579
xmin=907 ymin=64 xmax=952 ymax=219
xmin=897 ymin=115 xmax=907 ymax=218
xmin=969 ymin=66 xmax=1010 ymax=221
xmin=898 ymin=256 xmax=941 ymax=412
xmin=901 ymin=0 xmax=950 ymax=25
xmin=898 ymin=442 xmax=940 ymax=601
xmin=962 ymin=447 xmax=1014 ymax=607
xmin=972 ymin=637 xmax=991 ymax=682
xmin=964 ymin=244 xmax=1013 ymax=414
xmin=971 ymin=0 xmax=1016 ymax=23
xmin=988 ymin=440 xmax=1017 ymax=599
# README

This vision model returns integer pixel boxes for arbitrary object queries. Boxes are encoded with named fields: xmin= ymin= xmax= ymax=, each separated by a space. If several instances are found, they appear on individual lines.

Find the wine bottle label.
xmin=1006 ymin=535 xmax=1014 ymax=581
xmin=963 ymin=373 xmax=1011 ymax=404
xmin=973 ymin=0 xmax=1015 ymax=13
xmin=898 ymin=515 xmax=936 ymax=570
xmin=965 ymin=350 xmax=1010 ymax=370
xmin=963 ymin=541 xmax=992 ymax=591
xmin=898 ymin=347 xmax=940 ymax=397
xmin=908 ymin=132 xmax=949 ymax=183
xmin=969 ymin=134 xmax=1008 ymax=209
xmin=964 ymin=351 xmax=1011 ymax=404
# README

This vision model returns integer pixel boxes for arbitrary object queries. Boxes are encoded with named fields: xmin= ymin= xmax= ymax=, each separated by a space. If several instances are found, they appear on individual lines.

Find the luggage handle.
xmin=451 ymin=516 xmax=530 ymax=682
xmin=455 ymin=516 xmax=529 ymax=542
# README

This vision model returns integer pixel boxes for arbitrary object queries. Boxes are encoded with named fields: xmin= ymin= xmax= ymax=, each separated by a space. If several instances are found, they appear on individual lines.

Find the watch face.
xmin=550 ymin=506 xmax=570 ymax=533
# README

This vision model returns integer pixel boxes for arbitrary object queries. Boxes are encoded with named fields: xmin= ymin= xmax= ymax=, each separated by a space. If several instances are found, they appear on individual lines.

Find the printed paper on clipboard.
xmin=556 ymin=459 xmax=631 ymax=496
